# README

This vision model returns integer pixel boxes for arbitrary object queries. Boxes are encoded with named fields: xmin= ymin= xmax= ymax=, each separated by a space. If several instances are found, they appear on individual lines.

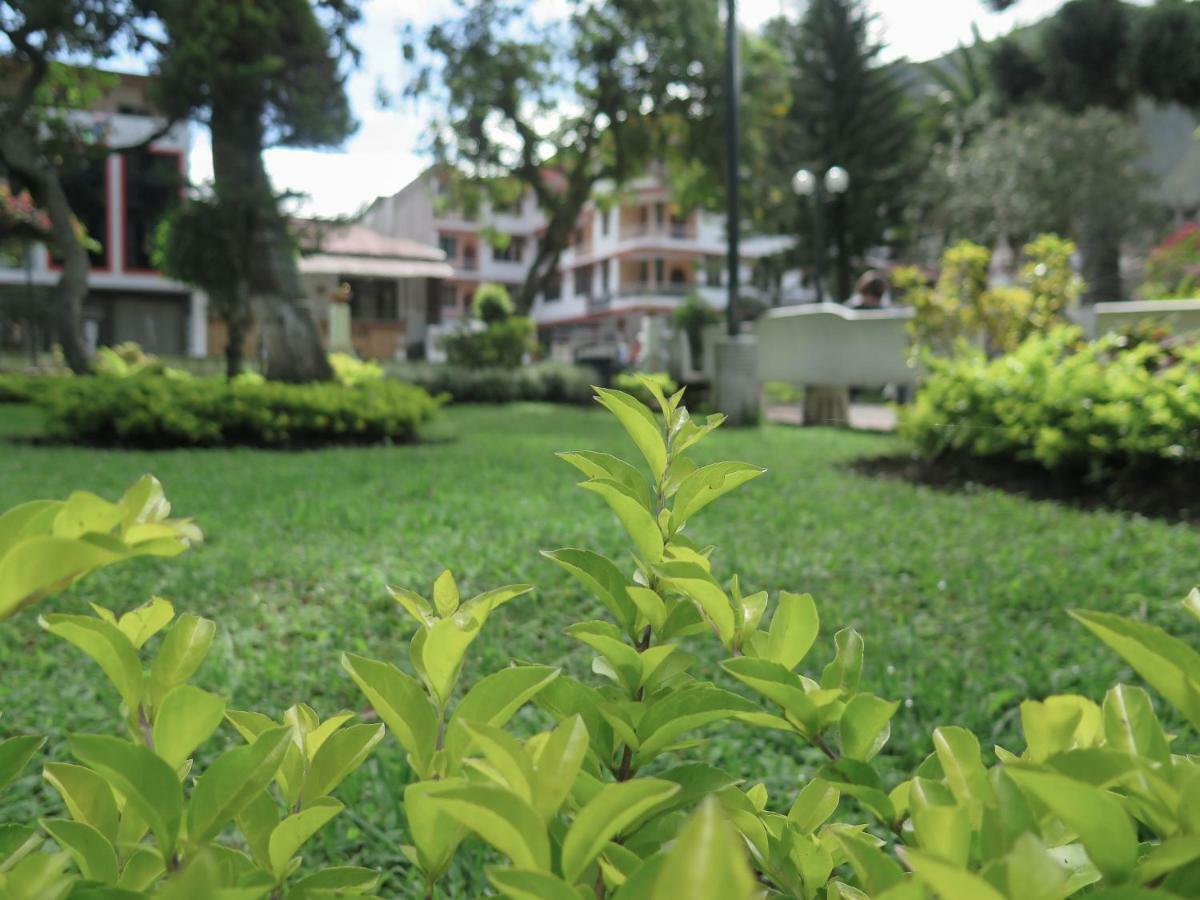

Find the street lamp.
xmin=792 ymin=165 xmax=850 ymax=304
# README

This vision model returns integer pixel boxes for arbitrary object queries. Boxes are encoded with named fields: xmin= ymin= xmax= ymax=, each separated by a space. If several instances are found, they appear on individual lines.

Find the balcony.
xmin=619 ymin=223 xmax=697 ymax=241
xmin=616 ymin=282 xmax=694 ymax=297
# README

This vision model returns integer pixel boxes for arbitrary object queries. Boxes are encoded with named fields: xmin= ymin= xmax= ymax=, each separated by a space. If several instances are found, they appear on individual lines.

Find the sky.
xmin=186 ymin=0 xmax=1071 ymax=219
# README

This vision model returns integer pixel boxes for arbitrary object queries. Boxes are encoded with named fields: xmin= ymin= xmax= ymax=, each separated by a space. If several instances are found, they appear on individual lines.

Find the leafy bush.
xmin=328 ymin=352 xmax=383 ymax=386
xmin=1141 ymin=222 xmax=1200 ymax=299
xmin=41 ymin=374 xmax=441 ymax=448
xmin=0 ymin=372 xmax=61 ymax=403
xmin=672 ymin=293 xmax=719 ymax=362
xmin=4 ymin=386 xmax=1200 ymax=897
xmin=94 ymin=341 xmax=191 ymax=380
xmin=391 ymin=361 xmax=596 ymax=405
xmin=899 ymin=234 xmax=1082 ymax=358
xmin=472 ymin=281 xmax=516 ymax=324
xmin=613 ymin=371 xmax=678 ymax=407
xmin=901 ymin=324 xmax=1200 ymax=473
xmin=443 ymin=317 xmax=536 ymax=369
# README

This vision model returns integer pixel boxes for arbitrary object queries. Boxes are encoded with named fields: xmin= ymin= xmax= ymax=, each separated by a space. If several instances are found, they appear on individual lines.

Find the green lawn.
xmin=1 ymin=401 xmax=1196 ymax=893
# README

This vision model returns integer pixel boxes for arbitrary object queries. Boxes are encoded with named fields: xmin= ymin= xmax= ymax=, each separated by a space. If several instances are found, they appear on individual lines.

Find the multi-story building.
xmin=362 ymin=165 xmax=793 ymax=369
xmin=0 ymin=71 xmax=203 ymax=357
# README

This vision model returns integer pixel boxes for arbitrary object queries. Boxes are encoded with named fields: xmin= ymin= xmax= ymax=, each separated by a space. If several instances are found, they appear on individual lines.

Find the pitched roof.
xmin=295 ymin=221 xmax=446 ymax=261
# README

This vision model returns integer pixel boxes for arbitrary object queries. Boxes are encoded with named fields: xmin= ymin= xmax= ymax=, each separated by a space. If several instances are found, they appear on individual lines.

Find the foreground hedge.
xmin=391 ymin=360 xmax=596 ymax=405
xmin=41 ymin=374 xmax=441 ymax=447
xmin=901 ymin=325 xmax=1200 ymax=473
xmin=4 ymin=381 xmax=1200 ymax=898
xmin=0 ymin=372 xmax=62 ymax=403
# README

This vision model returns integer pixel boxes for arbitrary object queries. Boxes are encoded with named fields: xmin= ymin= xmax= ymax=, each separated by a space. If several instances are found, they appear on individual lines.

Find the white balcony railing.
xmin=619 ymin=224 xmax=697 ymax=241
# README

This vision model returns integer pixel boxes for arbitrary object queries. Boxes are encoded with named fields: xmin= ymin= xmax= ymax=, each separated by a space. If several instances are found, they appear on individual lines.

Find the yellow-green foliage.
xmin=328 ymin=352 xmax=383 ymax=386
xmin=613 ymin=371 xmax=678 ymax=407
xmin=42 ymin=375 xmax=441 ymax=448
xmin=901 ymin=324 xmax=1200 ymax=471
xmin=94 ymin=341 xmax=191 ymax=380
xmin=901 ymin=234 xmax=1082 ymax=358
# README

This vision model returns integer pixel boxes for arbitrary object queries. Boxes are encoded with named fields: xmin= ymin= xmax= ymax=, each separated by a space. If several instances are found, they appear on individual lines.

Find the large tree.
xmin=412 ymin=0 xmax=722 ymax=313
xmin=774 ymin=0 xmax=918 ymax=303
xmin=141 ymin=0 xmax=360 ymax=382
xmin=0 ymin=2 xmax=145 ymax=373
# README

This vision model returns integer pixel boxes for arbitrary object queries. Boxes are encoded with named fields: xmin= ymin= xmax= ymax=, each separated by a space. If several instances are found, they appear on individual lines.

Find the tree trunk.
xmin=210 ymin=99 xmax=332 ymax=382
xmin=224 ymin=301 xmax=249 ymax=379
xmin=1079 ymin=222 xmax=1122 ymax=304
xmin=0 ymin=129 xmax=91 ymax=373
xmin=514 ymin=170 xmax=596 ymax=314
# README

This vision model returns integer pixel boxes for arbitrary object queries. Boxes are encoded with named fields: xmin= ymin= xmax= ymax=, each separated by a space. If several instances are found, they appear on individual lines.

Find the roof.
xmin=299 ymin=254 xmax=453 ymax=279
xmin=295 ymin=221 xmax=446 ymax=262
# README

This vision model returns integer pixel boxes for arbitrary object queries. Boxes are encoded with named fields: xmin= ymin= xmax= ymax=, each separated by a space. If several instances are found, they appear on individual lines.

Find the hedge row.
xmin=389 ymin=360 xmax=597 ymax=405
xmin=0 ymin=372 xmax=61 ymax=403
xmin=900 ymin=325 xmax=1200 ymax=473
xmin=41 ymin=374 xmax=441 ymax=448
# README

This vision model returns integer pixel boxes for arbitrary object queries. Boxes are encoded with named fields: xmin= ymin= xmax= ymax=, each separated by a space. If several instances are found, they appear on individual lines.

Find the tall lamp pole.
xmin=792 ymin=165 xmax=850 ymax=304
xmin=724 ymin=0 xmax=740 ymax=336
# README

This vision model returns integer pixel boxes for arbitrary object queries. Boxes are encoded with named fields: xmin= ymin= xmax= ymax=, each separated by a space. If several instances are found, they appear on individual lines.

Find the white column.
xmin=188 ymin=291 xmax=208 ymax=358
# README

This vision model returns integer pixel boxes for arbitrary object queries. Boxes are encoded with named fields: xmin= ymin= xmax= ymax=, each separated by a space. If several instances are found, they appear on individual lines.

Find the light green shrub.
xmin=901 ymin=324 xmax=1200 ymax=473
xmin=3 ymin=383 xmax=1200 ymax=897
xmin=328 ymin=352 xmax=383 ymax=386
xmin=41 ymin=374 xmax=441 ymax=448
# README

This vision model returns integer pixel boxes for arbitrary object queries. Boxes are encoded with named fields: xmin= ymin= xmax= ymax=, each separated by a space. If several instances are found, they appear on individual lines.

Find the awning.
xmin=299 ymin=253 xmax=454 ymax=279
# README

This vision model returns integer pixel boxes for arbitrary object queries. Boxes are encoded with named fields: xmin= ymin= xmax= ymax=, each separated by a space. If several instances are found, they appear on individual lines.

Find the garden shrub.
xmin=442 ymin=282 xmax=536 ymax=369
xmin=672 ymin=292 xmax=719 ymax=363
xmin=94 ymin=341 xmax=191 ymax=380
xmin=328 ymin=352 xmax=383 ymax=386
xmin=613 ymin=371 xmax=678 ymax=408
xmin=899 ymin=234 xmax=1082 ymax=359
xmin=391 ymin=361 xmax=596 ymax=405
xmin=900 ymin=324 xmax=1200 ymax=474
xmin=0 ymin=372 xmax=60 ymax=403
xmin=1141 ymin=222 xmax=1200 ymax=299
xmin=3 ymin=380 xmax=1200 ymax=897
xmin=40 ymin=374 xmax=441 ymax=448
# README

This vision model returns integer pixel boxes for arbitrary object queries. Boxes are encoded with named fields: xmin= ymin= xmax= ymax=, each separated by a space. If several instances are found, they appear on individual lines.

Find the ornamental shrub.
xmin=3 ymin=381 xmax=1200 ymax=897
xmin=40 ymin=374 xmax=441 ymax=448
xmin=328 ymin=352 xmax=384 ymax=386
xmin=900 ymin=324 xmax=1200 ymax=473
xmin=1141 ymin=223 xmax=1200 ymax=299
xmin=94 ymin=341 xmax=191 ymax=381
xmin=391 ymin=361 xmax=596 ymax=405
xmin=0 ymin=372 xmax=60 ymax=403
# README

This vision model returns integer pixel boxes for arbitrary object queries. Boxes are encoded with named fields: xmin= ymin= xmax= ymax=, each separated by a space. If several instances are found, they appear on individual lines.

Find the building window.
xmin=493 ymin=236 xmax=525 ymax=262
xmin=123 ymin=149 xmax=183 ymax=271
xmin=601 ymin=262 xmax=610 ymax=295
xmin=54 ymin=155 xmax=109 ymax=268
xmin=654 ymin=258 xmax=665 ymax=284
xmin=574 ymin=265 xmax=592 ymax=297
xmin=545 ymin=274 xmax=562 ymax=302
xmin=705 ymin=255 xmax=722 ymax=287
xmin=438 ymin=235 xmax=458 ymax=259
xmin=600 ymin=209 xmax=609 ymax=236
xmin=441 ymin=283 xmax=458 ymax=309
xmin=344 ymin=277 xmax=400 ymax=320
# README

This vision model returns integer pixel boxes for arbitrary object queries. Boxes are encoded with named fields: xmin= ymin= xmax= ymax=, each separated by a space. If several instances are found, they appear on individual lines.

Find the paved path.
xmin=764 ymin=403 xmax=897 ymax=432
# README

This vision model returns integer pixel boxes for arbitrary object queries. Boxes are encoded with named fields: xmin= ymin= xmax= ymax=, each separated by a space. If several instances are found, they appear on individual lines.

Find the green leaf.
xmin=69 ymin=734 xmax=182 ymax=858
xmin=830 ymin=827 xmax=905 ymax=894
xmin=557 ymin=451 xmax=652 ymax=510
xmin=651 ymin=798 xmax=757 ymax=899
xmin=285 ymin=866 xmax=379 ymax=897
xmin=150 ymin=614 xmax=216 ymax=707
xmin=567 ymin=622 xmax=642 ymax=695
xmin=671 ymin=462 xmax=764 ymax=527
xmin=579 ymin=479 xmax=663 ymax=563
xmin=431 ymin=783 xmax=551 ymax=871
xmin=594 ymin=388 xmax=667 ymax=479
xmin=531 ymin=716 xmax=589 ymax=822
xmin=789 ymin=777 xmax=840 ymax=833
xmin=907 ymin=848 xmax=1005 ymax=900
xmin=153 ymin=685 xmax=226 ymax=769
xmin=626 ymin=587 xmax=667 ymax=634
xmin=187 ymin=726 xmax=291 ymax=843
xmin=636 ymin=684 xmax=759 ymax=761
xmin=1006 ymin=766 xmax=1138 ymax=880
xmin=42 ymin=762 xmax=119 ymax=843
xmin=488 ymin=868 xmax=588 ymax=900
xmin=340 ymin=653 xmax=437 ymax=778
xmin=460 ymin=584 xmax=534 ymax=627
xmin=433 ymin=569 xmax=459 ymax=618
xmin=0 ymin=823 xmax=40 ymax=871
xmin=0 ymin=847 xmax=76 ymax=898
xmin=115 ymin=597 xmax=175 ymax=649
xmin=720 ymin=657 xmax=820 ymax=733
xmin=542 ymin=549 xmax=637 ymax=634
xmin=560 ymin=779 xmax=680 ymax=883
xmin=0 ymin=499 xmax=59 ymax=557
xmin=386 ymin=584 xmax=435 ymax=627
xmin=420 ymin=613 xmax=482 ymax=706
xmin=764 ymin=591 xmax=819 ymax=671
xmin=0 ymin=536 xmax=123 ymax=622
xmin=268 ymin=798 xmax=343 ymax=880
xmin=840 ymin=694 xmax=899 ymax=761
xmin=821 ymin=628 xmax=864 ymax=692
xmin=1102 ymin=684 xmax=1170 ymax=766
xmin=655 ymin=561 xmax=735 ymax=646
xmin=404 ymin=780 xmax=469 ymax=880
xmin=0 ymin=735 xmax=44 ymax=794
xmin=235 ymin=790 xmax=278 ymax=870
xmin=39 ymin=615 xmax=143 ymax=712
xmin=445 ymin=665 xmax=560 ymax=763
xmin=460 ymin=721 xmax=536 ymax=801
xmin=932 ymin=726 xmax=994 ymax=819
xmin=300 ymin=723 xmax=383 ymax=805
xmin=40 ymin=818 xmax=118 ymax=883
xmin=1070 ymin=609 xmax=1200 ymax=729
xmin=910 ymin=802 xmax=971 ymax=868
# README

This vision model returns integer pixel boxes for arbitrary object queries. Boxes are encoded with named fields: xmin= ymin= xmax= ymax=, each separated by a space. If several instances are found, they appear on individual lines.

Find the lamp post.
xmin=724 ymin=0 xmax=740 ymax=337
xmin=792 ymin=165 xmax=850 ymax=304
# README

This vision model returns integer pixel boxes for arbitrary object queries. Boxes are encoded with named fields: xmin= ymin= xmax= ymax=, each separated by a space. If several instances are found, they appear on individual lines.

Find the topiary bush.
xmin=3 ymin=381 xmax=1200 ymax=897
xmin=900 ymin=324 xmax=1200 ymax=474
xmin=391 ymin=361 xmax=597 ymax=405
xmin=40 ymin=374 xmax=441 ymax=448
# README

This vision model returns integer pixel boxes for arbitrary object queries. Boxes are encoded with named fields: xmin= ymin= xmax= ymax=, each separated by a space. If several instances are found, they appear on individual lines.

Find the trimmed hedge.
xmin=390 ymin=361 xmax=597 ymax=405
xmin=0 ymin=372 xmax=63 ymax=403
xmin=900 ymin=324 xmax=1200 ymax=473
xmin=41 ymin=374 xmax=441 ymax=448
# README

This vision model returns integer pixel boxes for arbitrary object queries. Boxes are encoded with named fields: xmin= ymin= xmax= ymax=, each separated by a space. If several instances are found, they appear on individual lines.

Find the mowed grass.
xmin=1 ymin=401 xmax=1197 ymax=893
